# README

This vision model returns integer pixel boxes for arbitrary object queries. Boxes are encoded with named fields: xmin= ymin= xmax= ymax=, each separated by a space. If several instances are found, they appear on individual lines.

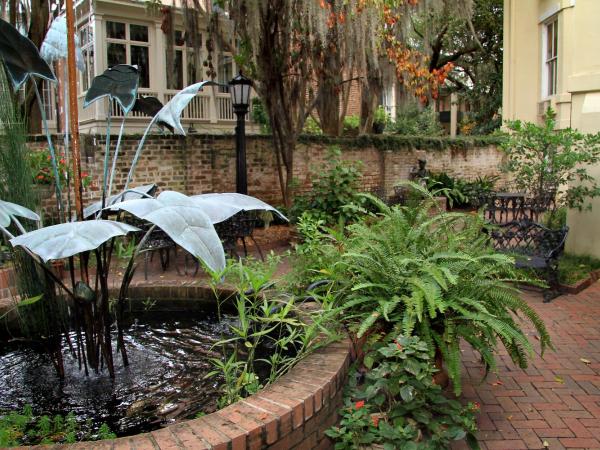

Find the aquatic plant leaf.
xmin=153 ymin=81 xmax=218 ymax=135
xmin=84 ymin=65 xmax=140 ymax=114
xmin=111 ymin=191 xmax=225 ymax=271
xmin=0 ymin=200 xmax=40 ymax=227
xmin=10 ymin=220 xmax=139 ymax=262
xmin=191 ymin=193 xmax=288 ymax=224
xmin=40 ymin=17 xmax=84 ymax=71
xmin=0 ymin=18 xmax=57 ymax=90
xmin=83 ymin=183 xmax=157 ymax=219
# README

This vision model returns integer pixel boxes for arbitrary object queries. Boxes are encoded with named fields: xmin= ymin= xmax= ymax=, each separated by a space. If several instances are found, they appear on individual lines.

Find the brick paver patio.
xmin=456 ymin=282 xmax=600 ymax=450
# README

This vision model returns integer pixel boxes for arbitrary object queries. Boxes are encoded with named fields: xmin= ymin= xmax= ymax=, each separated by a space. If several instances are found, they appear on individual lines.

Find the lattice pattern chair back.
xmin=490 ymin=220 xmax=566 ymax=258
xmin=526 ymin=190 xmax=556 ymax=222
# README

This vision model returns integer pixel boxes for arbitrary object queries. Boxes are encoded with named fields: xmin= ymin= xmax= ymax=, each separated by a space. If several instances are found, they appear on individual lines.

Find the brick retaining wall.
xmin=28 ymin=134 xmax=507 ymax=211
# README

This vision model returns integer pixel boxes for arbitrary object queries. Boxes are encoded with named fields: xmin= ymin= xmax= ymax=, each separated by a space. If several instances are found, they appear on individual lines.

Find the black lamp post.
xmin=229 ymin=71 xmax=252 ymax=195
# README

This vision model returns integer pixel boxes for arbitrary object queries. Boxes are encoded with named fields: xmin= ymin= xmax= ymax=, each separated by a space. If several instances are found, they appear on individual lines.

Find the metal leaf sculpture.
xmin=0 ymin=18 xmax=57 ymax=90
xmin=132 ymin=96 xmax=174 ymax=133
xmin=111 ymin=191 xmax=226 ymax=272
xmin=191 ymin=193 xmax=288 ymax=224
xmin=83 ymin=184 xmax=157 ymax=219
xmin=10 ymin=221 xmax=139 ymax=262
xmin=124 ymin=81 xmax=218 ymax=190
xmin=84 ymin=64 xmax=140 ymax=114
xmin=40 ymin=17 xmax=84 ymax=71
xmin=0 ymin=200 xmax=40 ymax=228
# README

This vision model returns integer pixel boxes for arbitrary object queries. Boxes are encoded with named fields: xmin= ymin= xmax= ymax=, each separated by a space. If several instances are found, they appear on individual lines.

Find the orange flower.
xmin=371 ymin=415 xmax=380 ymax=427
xmin=355 ymin=400 xmax=365 ymax=410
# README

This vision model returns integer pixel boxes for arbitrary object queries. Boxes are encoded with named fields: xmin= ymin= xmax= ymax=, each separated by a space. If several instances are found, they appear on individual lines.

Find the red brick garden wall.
xmin=28 ymin=134 xmax=507 ymax=209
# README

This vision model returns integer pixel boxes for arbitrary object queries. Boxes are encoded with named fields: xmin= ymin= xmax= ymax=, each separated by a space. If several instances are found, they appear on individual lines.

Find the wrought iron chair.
xmin=489 ymin=219 xmax=568 ymax=302
xmin=214 ymin=211 xmax=264 ymax=261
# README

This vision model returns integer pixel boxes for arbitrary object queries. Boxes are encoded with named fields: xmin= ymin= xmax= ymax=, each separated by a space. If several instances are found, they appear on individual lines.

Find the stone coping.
xmin=9 ymin=284 xmax=352 ymax=450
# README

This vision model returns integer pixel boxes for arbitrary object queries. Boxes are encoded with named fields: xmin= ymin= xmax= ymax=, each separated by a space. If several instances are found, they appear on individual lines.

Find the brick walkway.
xmin=456 ymin=282 xmax=600 ymax=450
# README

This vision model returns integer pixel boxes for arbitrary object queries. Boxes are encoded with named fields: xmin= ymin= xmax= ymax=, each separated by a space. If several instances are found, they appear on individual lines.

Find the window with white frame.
xmin=217 ymin=54 xmax=233 ymax=93
xmin=78 ymin=22 xmax=95 ymax=93
xmin=166 ymin=30 xmax=203 ymax=90
xmin=106 ymin=21 xmax=150 ymax=88
xmin=544 ymin=18 xmax=558 ymax=97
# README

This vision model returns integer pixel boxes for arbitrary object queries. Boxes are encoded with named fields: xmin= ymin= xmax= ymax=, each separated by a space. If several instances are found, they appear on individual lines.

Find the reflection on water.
xmin=0 ymin=310 xmax=235 ymax=436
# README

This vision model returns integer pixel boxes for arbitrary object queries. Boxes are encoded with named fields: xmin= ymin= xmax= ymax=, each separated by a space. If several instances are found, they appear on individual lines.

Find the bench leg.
xmin=543 ymin=263 xmax=561 ymax=303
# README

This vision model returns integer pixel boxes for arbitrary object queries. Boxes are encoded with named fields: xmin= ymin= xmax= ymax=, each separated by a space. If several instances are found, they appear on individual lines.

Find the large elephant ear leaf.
xmin=153 ymin=80 xmax=219 ymax=135
xmin=0 ymin=18 xmax=56 ymax=90
xmin=84 ymin=64 xmax=140 ymax=114
xmin=0 ymin=200 xmax=40 ymax=228
xmin=10 ymin=220 xmax=139 ymax=262
xmin=40 ymin=17 xmax=85 ymax=71
xmin=111 ymin=191 xmax=226 ymax=272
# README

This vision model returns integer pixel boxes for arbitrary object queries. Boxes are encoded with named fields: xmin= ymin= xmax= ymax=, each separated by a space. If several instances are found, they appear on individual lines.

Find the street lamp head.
xmin=229 ymin=71 xmax=252 ymax=110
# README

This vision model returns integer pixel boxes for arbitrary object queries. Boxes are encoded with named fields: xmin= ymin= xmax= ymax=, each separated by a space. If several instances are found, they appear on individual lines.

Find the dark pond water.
xmin=0 ymin=310 xmax=236 ymax=437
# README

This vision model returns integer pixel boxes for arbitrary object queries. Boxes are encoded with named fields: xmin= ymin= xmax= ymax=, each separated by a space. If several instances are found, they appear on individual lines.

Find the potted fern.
xmin=299 ymin=185 xmax=552 ymax=394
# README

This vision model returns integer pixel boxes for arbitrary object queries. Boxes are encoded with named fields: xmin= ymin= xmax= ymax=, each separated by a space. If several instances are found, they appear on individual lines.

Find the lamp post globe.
xmin=229 ymin=71 xmax=252 ymax=195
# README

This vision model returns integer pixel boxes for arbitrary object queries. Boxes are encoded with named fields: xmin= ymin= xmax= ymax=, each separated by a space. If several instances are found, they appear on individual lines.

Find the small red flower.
xmin=355 ymin=400 xmax=365 ymax=410
xmin=371 ymin=415 xmax=380 ymax=427
xmin=81 ymin=172 xmax=89 ymax=177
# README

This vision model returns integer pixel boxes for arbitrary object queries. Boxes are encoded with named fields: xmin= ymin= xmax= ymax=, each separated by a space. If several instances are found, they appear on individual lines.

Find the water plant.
xmin=207 ymin=256 xmax=341 ymax=408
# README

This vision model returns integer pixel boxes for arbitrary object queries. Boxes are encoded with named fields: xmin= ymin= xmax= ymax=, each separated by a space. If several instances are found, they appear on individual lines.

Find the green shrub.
xmin=291 ymin=147 xmax=365 ymax=225
xmin=250 ymin=98 xmax=270 ymax=134
xmin=558 ymin=253 xmax=600 ymax=285
xmin=342 ymin=115 xmax=360 ymax=135
xmin=0 ymin=405 xmax=115 ymax=447
xmin=326 ymin=336 xmax=479 ymax=449
xmin=387 ymin=103 xmax=443 ymax=136
xmin=302 ymin=116 xmax=323 ymax=135
xmin=502 ymin=108 xmax=600 ymax=213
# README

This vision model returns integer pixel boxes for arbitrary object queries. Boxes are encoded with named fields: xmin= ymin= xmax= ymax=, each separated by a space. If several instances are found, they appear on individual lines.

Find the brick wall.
xmin=28 ymin=134 xmax=507 ymax=211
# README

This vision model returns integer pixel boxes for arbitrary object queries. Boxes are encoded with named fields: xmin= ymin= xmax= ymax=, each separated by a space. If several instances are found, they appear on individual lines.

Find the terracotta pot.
xmin=432 ymin=347 xmax=450 ymax=388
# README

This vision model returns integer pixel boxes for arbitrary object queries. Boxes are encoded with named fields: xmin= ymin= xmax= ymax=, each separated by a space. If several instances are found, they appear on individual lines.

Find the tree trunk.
xmin=24 ymin=0 xmax=48 ymax=133
xmin=359 ymin=74 xmax=381 ymax=135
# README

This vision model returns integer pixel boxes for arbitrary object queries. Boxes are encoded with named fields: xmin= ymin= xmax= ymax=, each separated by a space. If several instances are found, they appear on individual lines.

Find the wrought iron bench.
xmin=214 ymin=211 xmax=264 ymax=261
xmin=489 ymin=219 xmax=568 ymax=302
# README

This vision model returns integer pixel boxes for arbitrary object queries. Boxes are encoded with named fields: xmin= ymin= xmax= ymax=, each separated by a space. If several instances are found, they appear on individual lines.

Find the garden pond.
xmin=0 ymin=309 xmax=245 ymax=437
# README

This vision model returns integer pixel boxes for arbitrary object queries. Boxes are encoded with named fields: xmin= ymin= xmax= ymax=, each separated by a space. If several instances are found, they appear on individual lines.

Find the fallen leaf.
xmin=554 ymin=376 xmax=565 ymax=384
xmin=581 ymin=358 xmax=591 ymax=364
xmin=491 ymin=380 xmax=504 ymax=386
xmin=506 ymin=415 xmax=513 ymax=421
xmin=543 ymin=440 xmax=549 ymax=449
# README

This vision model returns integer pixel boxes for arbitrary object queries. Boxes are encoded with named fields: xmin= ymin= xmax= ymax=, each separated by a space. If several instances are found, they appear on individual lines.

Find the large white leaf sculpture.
xmin=191 ymin=193 xmax=288 ymax=224
xmin=83 ymin=184 xmax=157 ymax=219
xmin=10 ymin=220 xmax=139 ymax=262
xmin=40 ymin=17 xmax=85 ymax=71
xmin=111 ymin=191 xmax=226 ymax=272
xmin=0 ymin=200 xmax=40 ymax=227
xmin=124 ymin=80 xmax=218 ymax=190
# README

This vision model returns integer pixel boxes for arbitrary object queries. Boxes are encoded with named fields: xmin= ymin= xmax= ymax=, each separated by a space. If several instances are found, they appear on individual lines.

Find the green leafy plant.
xmin=29 ymin=150 xmax=91 ymax=189
xmin=0 ymin=405 xmax=115 ymax=447
xmin=207 ymin=256 xmax=339 ymax=408
xmin=343 ymin=115 xmax=360 ymax=136
xmin=250 ymin=97 xmax=271 ymax=134
xmin=557 ymin=253 xmax=600 ymax=285
xmin=322 ymin=185 xmax=552 ymax=394
xmin=291 ymin=146 xmax=366 ymax=225
xmin=326 ymin=336 xmax=479 ymax=450
xmin=387 ymin=103 xmax=443 ymax=136
xmin=114 ymin=238 xmax=136 ymax=260
xmin=502 ymin=108 xmax=600 ymax=215
xmin=302 ymin=116 xmax=323 ymax=135
xmin=426 ymin=172 xmax=469 ymax=208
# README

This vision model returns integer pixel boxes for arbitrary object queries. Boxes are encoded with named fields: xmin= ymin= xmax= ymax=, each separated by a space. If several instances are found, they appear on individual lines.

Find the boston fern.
xmin=327 ymin=186 xmax=552 ymax=394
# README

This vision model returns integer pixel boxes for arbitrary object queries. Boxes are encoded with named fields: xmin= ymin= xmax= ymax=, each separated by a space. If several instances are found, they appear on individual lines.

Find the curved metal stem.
xmin=107 ymin=117 xmax=127 ymax=199
xmin=101 ymin=109 xmax=112 ymax=209
xmin=124 ymin=117 xmax=156 ymax=192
